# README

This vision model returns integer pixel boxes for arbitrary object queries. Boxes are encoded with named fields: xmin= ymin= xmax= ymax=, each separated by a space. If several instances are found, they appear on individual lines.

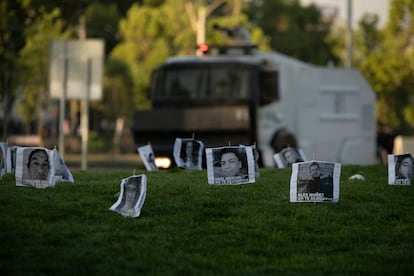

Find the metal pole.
xmin=81 ymin=58 xmax=91 ymax=170
xmin=59 ymin=44 xmax=68 ymax=158
xmin=346 ymin=0 xmax=353 ymax=68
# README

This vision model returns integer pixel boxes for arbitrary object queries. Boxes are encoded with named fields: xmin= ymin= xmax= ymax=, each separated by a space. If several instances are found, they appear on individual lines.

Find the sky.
xmin=300 ymin=0 xmax=391 ymax=28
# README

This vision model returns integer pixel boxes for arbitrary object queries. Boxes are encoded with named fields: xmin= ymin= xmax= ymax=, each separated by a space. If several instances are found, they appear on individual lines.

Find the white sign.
xmin=110 ymin=174 xmax=147 ymax=218
xmin=0 ymin=142 xmax=7 ymax=177
xmin=274 ymin=147 xmax=306 ymax=168
xmin=49 ymin=39 xmax=104 ymax=100
xmin=206 ymin=146 xmax=255 ymax=185
xmin=137 ymin=144 xmax=158 ymax=171
xmin=53 ymin=148 xmax=74 ymax=183
xmin=173 ymin=138 xmax=204 ymax=170
xmin=15 ymin=147 xmax=57 ymax=189
xmin=388 ymin=154 xmax=413 ymax=185
xmin=290 ymin=160 xmax=341 ymax=203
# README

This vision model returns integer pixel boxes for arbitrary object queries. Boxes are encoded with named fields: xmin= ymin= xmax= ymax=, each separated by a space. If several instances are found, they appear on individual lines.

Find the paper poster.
xmin=173 ymin=138 xmax=204 ymax=170
xmin=274 ymin=147 xmax=306 ymax=168
xmin=290 ymin=160 xmax=341 ymax=203
xmin=53 ymin=148 xmax=74 ymax=183
xmin=0 ymin=142 xmax=7 ymax=177
xmin=388 ymin=153 xmax=413 ymax=185
xmin=137 ymin=144 xmax=158 ymax=171
xmin=206 ymin=146 xmax=255 ymax=185
xmin=15 ymin=147 xmax=56 ymax=189
xmin=6 ymin=145 xmax=17 ymax=174
xmin=109 ymin=174 xmax=147 ymax=218
xmin=240 ymin=144 xmax=260 ymax=179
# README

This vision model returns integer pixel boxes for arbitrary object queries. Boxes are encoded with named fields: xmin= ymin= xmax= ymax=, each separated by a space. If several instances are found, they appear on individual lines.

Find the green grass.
xmin=1 ymin=165 xmax=414 ymax=275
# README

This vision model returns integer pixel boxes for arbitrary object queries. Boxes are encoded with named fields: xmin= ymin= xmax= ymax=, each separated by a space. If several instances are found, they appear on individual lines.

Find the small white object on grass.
xmin=349 ymin=174 xmax=365 ymax=180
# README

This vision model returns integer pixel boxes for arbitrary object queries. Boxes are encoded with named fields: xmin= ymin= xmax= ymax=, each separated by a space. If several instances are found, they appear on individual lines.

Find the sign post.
xmin=49 ymin=39 xmax=104 ymax=170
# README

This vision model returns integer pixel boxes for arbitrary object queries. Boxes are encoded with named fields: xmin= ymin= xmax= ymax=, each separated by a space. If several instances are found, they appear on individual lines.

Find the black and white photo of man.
xmin=274 ymin=147 xmax=306 ymax=168
xmin=173 ymin=138 xmax=203 ymax=170
xmin=110 ymin=175 xmax=147 ymax=218
xmin=290 ymin=160 xmax=341 ymax=203
xmin=27 ymin=148 xmax=50 ymax=180
xmin=206 ymin=146 xmax=255 ymax=185
xmin=15 ymin=147 xmax=56 ymax=188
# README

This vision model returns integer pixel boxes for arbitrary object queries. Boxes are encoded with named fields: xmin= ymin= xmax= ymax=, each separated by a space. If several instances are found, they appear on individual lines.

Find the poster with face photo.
xmin=109 ymin=174 xmax=147 ymax=218
xmin=137 ymin=144 xmax=158 ymax=171
xmin=274 ymin=147 xmax=306 ymax=168
xmin=0 ymin=142 xmax=7 ymax=177
xmin=173 ymin=138 xmax=204 ymax=170
xmin=6 ymin=145 xmax=18 ymax=174
xmin=290 ymin=160 xmax=341 ymax=203
xmin=388 ymin=154 xmax=414 ymax=185
xmin=53 ymin=148 xmax=74 ymax=183
xmin=15 ymin=147 xmax=56 ymax=189
xmin=206 ymin=146 xmax=255 ymax=185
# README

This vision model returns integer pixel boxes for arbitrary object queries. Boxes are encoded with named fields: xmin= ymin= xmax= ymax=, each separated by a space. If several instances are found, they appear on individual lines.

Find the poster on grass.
xmin=290 ymin=160 xmax=341 ymax=203
xmin=6 ymin=145 xmax=18 ymax=174
xmin=274 ymin=147 xmax=306 ymax=168
xmin=206 ymin=146 xmax=255 ymax=185
xmin=173 ymin=138 xmax=203 ymax=170
xmin=109 ymin=174 xmax=147 ymax=218
xmin=240 ymin=144 xmax=260 ymax=179
xmin=388 ymin=154 xmax=413 ymax=185
xmin=137 ymin=144 xmax=158 ymax=171
xmin=53 ymin=148 xmax=74 ymax=183
xmin=0 ymin=142 xmax=7 ymax=177
xmin=15 ymin=147 xmax=56 ymax=189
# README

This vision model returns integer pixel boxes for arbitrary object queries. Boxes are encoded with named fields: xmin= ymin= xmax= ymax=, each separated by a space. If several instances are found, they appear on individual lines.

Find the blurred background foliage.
xmin=1 ymin=0 xmax=414 ymax=151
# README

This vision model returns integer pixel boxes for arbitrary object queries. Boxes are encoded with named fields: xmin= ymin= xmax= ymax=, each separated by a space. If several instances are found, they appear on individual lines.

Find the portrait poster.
xmin=137 ymin=144 xmax=158 ymax=171
xmin=173 ymin=138 xmax=204 ymax=170
xmin=15 ymin=147 xmax=56 ymax=189
xmin=6 ymin=145 xmax=18 ymax=174
xmin=274 ymin=147 xmax=306 ymax=168
xmin=109 ymin=174 xmax=147 ymax=218
xmin=240 ymin=144 xmax=260 ymax=179
xmin=290 ymin=160 xmax=341 ymax=203
xmin=388 ymin=154 xmax=413 ymax=185
xmin=53 ymin=148 xmax=74 ymax=183
xmin=0 ymin=142 xmax=7 ymax=177
xmin=206 ymin=146 xmax=255 ymax=185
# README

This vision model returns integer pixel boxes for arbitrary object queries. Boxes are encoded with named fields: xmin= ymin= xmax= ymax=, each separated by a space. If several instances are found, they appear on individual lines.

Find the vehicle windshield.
xmin=152 ymin=63 xmax=254 ymax=100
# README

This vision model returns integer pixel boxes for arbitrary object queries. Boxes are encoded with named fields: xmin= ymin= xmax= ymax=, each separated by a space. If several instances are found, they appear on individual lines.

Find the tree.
xmin=245 ymin=0 xmax=338 ymax=65
xmin=0 ymin=1 xmax=34 ymax=138
xmin=111 ymin=0 xmax=270 ymax=112
xmin=356 ymin=0 xmax=414 ymax=134
xmin=84 ymin=2 xmax=121 ymax=55
xmin=94 ymin=57 xmax=134 ymax=154
xmin=184 ymin=0 xmax=227 ymax=45
xmin=110 ymin=0 xmax=196 ymax=110
xmin=17 ymin=8 xmax=71 ymax=137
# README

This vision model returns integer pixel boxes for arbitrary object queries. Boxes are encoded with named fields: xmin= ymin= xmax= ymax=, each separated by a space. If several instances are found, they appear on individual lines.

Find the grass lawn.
xmin=1 ymin=165 xmax=414 ymax=275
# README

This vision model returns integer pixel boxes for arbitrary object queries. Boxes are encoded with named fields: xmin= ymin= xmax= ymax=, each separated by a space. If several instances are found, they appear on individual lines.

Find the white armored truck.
xmin=132 ymin=44 xmax=376 ymax=167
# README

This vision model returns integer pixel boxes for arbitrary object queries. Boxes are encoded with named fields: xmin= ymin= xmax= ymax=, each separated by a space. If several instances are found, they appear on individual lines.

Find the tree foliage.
xmin=17 ymin=8 xmax=71 ymax=135
xmin=245 ymin=0 xmax=339 ymax=65
xmin=7 ymin=0 xmax=414 ymax=142
xmin=356 ymin=0 xmax=414 ymax=134
xmin=84 ymin=2 xmax=121 ymax=55
xmin=0 ymin=0 xmax=36 ymax=137
xmin=110 ymin=0 xmax=196 ymax=109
